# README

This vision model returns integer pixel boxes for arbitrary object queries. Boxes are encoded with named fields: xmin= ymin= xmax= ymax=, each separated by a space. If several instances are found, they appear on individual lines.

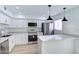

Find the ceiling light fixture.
xmin=62 ymin=7 xmax=68 ymax=21
xmin=47 ymin=5 xmax=53 ymax=20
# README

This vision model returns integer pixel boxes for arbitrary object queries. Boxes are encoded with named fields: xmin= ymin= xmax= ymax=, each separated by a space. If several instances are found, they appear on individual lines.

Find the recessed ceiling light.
xmin=16 ymin=7 xmax=20 ymax=9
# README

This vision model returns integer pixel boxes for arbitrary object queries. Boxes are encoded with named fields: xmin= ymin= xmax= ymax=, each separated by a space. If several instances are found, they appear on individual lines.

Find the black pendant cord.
xmin=63 ymin=7 xmax=66 ymax=17
xmin=48 ymin=5 xmax=51 ymax=16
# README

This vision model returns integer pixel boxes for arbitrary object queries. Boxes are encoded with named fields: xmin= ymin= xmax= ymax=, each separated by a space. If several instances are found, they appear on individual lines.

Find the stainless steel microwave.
xmin=28 ymin=23 xmax=37 ymax=26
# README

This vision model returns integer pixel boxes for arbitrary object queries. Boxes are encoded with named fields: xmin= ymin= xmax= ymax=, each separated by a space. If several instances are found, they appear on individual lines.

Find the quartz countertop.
xmin=38 ymin=34 xmax=78 ymax=41
xmin=0 ymin=37 xmax=8 ymax=44
xmin=0 ymin=35 xmax=11 ymax=44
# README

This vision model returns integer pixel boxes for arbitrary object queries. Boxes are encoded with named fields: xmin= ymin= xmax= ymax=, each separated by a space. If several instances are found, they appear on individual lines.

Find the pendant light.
xmin=47 ymin=5 xmax=53 ymax=20
xmin=62 ymin=7 xmax=68 ymax=21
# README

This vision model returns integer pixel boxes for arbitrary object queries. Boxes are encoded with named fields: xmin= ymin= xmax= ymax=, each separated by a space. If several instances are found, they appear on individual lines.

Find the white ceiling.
xmin=5 ymin=5 xmax=77 ymax=19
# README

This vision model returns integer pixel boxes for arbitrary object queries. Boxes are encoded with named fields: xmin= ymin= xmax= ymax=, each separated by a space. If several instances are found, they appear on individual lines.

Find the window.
xmin=49 ymin=23 xmax=53 ymax=33
xmin=54 ymin=19 xmax=62 ymax=30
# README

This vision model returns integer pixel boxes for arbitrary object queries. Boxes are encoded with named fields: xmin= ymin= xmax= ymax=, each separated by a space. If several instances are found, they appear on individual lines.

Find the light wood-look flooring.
xmin=10 ymin=44 xmax=38 ymax=54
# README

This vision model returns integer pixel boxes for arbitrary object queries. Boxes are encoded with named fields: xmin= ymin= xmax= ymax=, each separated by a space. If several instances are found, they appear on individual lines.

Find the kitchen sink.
xmin=1 ymin=35 xmax=11 ymax=37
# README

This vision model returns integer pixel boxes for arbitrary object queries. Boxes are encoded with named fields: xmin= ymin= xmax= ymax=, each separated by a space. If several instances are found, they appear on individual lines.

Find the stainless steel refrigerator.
xmin=41 ymin=23 xmax=54 ymax=35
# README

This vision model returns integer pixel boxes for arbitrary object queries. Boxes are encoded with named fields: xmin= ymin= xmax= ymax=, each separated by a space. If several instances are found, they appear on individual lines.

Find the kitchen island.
xmin=38 ymin=35 xmax=78 ymax=54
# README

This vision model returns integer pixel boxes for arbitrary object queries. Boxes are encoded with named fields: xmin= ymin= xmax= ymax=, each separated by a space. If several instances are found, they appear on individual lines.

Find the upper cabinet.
xmin=0 ymin=13 xmax=11 ymax=25
xmin=9 ymin=19 xmax=28 ymax=28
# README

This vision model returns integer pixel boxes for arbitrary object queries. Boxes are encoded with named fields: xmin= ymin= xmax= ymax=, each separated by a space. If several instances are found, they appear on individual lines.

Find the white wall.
xmin=53 ymin=6 xmax=79 ymax=36
xmin=38 ymin=38 xmax=74 ymax=54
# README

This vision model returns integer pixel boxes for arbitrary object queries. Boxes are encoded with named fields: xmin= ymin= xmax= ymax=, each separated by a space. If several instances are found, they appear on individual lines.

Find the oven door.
xmin=28 ymin=35 xmax=37 ymax=42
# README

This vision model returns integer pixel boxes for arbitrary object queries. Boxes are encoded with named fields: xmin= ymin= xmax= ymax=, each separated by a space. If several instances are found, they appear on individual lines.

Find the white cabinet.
xmin=9 ymin=19 xmax=28 ymax=28
xmin=5 ymin=16 xmax=11 ymax=24
xmin=0 ymin=13 xmax=11 ymax=25
xmin=8 ymin=19 xmax=28 ymax=33
xmin=14 ymin=33 xmax=28 ymax=45
xmin=9 ymin=35 xmax=15 ymax=52
xmin=9 ymin=33 xmax=28 ymax=52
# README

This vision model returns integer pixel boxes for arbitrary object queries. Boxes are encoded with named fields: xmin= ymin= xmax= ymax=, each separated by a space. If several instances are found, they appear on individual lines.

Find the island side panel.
xmin=38 ymin=38 xmax=42 ymax=54
xmin=41 ymin=39 xmax=74 ymax=54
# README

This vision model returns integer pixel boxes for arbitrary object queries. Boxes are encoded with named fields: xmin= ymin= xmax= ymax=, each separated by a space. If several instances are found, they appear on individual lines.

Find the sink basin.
xmin=1 ymin=35 xmax=11 ymax=37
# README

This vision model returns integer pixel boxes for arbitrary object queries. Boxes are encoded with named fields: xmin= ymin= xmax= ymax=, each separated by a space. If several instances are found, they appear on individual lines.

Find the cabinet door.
xmin=5 ymin=17 xmax=11 ymax=24
xmin=0 ymin=13 xmax=10 ymax=24
xmin=15 ymin=34 xmax=28 ymax=45
xmin=9 ymin=19 xmax=27 ymax=27
xmin=9 ymin=36 xmax=15 ymax=52
xmin=0 ymin=13 xmax=5 ymax=23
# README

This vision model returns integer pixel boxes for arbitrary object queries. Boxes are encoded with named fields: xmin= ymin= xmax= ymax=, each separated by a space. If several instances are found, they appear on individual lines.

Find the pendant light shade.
xmin=62 ymin=7 xmax=68 ymax=21
xmin=47 ymin=16 xmax=53 ymax=20
xmin=47 ymin=5 xmax=53 ymax=20
xmin=62 ymin=17 xmax=68 ymax=21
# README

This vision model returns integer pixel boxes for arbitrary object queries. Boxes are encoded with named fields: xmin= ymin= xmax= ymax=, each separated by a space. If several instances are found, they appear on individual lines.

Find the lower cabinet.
xmin=8 ymin=33 xmax=28 ymax=52
xmin=9 ymin=35 xmax=15 ymax=52
xmin=14 ymin=33 xmax=28 ymax=45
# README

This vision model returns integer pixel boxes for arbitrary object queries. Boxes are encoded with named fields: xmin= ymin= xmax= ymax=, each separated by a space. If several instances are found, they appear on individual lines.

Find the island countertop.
xmin=38 ymin=34 xmax=78 ymax=41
